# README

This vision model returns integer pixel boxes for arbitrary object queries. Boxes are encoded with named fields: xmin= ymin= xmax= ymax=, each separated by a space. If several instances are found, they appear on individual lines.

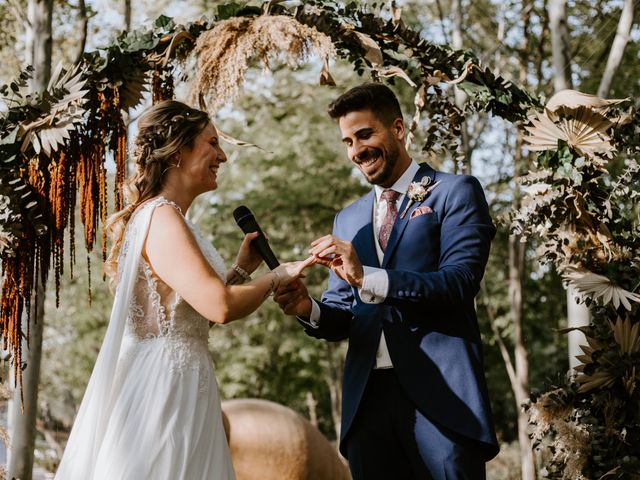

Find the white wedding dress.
xmin=55 ymin=197 xmax=236 ymax=479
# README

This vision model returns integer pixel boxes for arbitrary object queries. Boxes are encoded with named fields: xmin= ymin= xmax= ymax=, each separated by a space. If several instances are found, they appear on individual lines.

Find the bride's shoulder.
xmin=127 ymin=197 xmax=181 ymax=226
xmin=136 ymin=196 xmax=182 ymax=216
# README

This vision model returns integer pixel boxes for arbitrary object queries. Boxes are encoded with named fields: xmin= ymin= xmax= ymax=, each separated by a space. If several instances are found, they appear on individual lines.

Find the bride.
xmin=54 ymin=100 xmax=314 ymax=479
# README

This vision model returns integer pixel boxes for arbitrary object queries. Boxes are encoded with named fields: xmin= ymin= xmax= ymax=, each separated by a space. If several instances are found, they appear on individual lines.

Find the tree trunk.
xmin=124 ymin=0 xmax=131 ymax=31
xmin=510 ymin=139 xmax=536 ymax=480
xmin=451 ymin=0 xmax=471 ymax=174
xmin=548 ymin=0 xmax=573 ymax=91
xmin=74 ymin=0 xmax=88 ymax=65
xmin=566 ymin=286 xmax=590 ymax=370
xmin=512 ymin=3 xmax=536 ymax=478
xmin=7 ymin=1 xmax=53 ymax=478
xmin=548 ymin=0 xmax=592 ymax=374
xmin=509 ymin=232 xmax=536 ymax=480
xmin=25 ymin=0 xmax=53 ymax=86
xmin=597 ymin=0 xmax=634 ymax=98
xmin=7 ymin=282 xmax=46 ymax=480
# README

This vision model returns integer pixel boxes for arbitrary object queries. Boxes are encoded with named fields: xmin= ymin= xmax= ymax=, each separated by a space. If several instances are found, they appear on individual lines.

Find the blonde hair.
xmin=104 ymin=100 xmax=210 ymax=280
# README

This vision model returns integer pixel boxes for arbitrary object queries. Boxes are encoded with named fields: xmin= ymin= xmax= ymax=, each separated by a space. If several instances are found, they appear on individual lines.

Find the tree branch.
xmin=548 ymin=0 xmax=573 ymax=91
xmin=74 ymin=0 xmax=87 ymax=65
xmin=597 ymin=0 xmax=634 ymax=98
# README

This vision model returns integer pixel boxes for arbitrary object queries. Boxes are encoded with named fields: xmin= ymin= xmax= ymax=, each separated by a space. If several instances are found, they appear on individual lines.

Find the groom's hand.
xmin=309 ymin=235 xmax=364 ymax=288
xmin=274 ymin=279 xmax=312 ymax=317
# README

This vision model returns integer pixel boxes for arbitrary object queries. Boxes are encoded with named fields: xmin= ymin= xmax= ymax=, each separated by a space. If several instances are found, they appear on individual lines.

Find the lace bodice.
xmin=120 ymin=197 xmax=227 ymax=348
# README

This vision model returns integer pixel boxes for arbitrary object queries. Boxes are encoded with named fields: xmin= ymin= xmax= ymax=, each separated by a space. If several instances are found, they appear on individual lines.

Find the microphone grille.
xmin=233 ymin=205 xmax=252 ymax=224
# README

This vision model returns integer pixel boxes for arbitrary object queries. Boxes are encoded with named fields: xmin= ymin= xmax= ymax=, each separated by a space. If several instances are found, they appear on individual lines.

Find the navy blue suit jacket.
xmin=301 ymin=163 xmax=499 ymax=460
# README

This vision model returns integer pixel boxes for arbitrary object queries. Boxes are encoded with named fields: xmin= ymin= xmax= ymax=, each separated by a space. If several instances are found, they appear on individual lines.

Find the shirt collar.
xmin=374 ymin=160 xmax=420 ymax=201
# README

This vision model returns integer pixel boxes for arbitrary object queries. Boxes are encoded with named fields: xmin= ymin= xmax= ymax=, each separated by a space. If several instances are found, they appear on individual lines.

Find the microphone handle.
xmin=251 ymin=234 xmax=280 ymax=270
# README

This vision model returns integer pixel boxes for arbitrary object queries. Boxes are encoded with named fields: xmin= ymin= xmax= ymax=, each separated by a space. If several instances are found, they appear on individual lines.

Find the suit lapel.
xmin=352 ymin=190 xmax=380 ymax=268
xmin=382 ymin=163 xmax=436 ymax=268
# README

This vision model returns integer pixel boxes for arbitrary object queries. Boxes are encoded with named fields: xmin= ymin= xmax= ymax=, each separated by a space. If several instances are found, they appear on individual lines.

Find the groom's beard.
xmin=355 ymin=143 xmax=400 ymax=187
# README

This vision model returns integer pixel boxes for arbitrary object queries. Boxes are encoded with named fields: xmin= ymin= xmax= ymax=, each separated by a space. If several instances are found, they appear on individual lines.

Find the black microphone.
xmin=233 ymin=206 xmax=280 ymax=270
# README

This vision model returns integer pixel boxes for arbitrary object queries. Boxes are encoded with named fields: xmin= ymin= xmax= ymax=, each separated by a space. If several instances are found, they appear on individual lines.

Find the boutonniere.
xmin=400 ymin=176 xmax=441 ymax=219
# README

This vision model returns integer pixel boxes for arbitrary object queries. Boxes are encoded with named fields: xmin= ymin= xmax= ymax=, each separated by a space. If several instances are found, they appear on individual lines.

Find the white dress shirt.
xmin=305 ymin=161 xmax=420 ymax=369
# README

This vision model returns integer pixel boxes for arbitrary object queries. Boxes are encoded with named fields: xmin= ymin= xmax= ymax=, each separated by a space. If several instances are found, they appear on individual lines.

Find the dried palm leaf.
xmin=524 ymin=106 xmax=615 ymax=159
xmin=609 ymin=316 xmax=640 ymax=354
xmin=120 ymin=67 xmax=149 ymax=111
xmin=576 ymin=369 xmax=616 ymax=393
xmin=563 ymin=267 xmax=640 ymax=311
xmin=18 ymin=63 xmax=88 ymax=156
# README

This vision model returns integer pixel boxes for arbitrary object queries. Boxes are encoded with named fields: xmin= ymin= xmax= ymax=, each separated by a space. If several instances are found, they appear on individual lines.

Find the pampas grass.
xmin=192 ymin=15 xmax=335 ymax=112
xmin=529 ymin=390 xmax=590 ymax=480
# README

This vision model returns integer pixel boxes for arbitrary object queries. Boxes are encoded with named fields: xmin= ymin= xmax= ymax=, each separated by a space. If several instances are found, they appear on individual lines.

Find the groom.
xmin=275 ymin=83 xmax=499 ymax=479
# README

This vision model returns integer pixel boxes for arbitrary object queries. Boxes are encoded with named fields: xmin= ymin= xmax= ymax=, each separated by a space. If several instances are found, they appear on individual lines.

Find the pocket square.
xmin=410 ymin=206 xmax=433 ymax=219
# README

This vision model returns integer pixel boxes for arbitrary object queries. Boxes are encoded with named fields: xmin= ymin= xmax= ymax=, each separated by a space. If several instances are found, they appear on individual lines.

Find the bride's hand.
xmin=233 ymin=232 xmax=263 ymax=274
xmin=273 ymin=256 xmax=316 ymax=286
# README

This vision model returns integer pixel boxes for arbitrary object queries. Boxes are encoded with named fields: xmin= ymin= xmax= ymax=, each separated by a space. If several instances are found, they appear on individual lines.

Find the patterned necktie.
xmin=378 ymin=189 xmax=401 ymax=252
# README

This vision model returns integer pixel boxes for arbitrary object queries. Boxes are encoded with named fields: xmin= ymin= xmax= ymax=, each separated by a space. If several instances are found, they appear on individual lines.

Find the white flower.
xmin=400 ymin=177 xmax=440 ymax=219
xmin=407 ymin=176 xmax=431 ymax=202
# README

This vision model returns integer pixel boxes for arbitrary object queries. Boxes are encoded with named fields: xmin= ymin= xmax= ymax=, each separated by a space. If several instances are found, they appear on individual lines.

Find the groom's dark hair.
xmin=328 ymin=83 xmax=403 ymax=126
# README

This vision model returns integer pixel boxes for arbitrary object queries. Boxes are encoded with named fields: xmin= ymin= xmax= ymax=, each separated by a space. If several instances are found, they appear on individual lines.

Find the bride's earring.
xmin=161 ymin=155 xmax=181 ymax=177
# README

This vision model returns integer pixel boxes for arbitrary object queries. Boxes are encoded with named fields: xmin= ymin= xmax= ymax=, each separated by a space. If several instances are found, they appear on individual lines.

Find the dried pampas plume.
xmin=529 ymin=390 xmax=590 ymax=480
xmin=192 ymin=15 xmax=335 ymax=112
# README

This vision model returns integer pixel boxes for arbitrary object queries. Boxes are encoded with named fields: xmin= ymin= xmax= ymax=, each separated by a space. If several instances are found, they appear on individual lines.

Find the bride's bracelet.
xmin=231 ymin=263 xmax=252 ymax=283
xmin=268 ymin=270 xmax=281 ymax=297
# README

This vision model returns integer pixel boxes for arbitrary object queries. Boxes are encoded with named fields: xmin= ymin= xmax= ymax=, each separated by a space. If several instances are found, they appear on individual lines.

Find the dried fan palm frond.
xmin=524 ymin=106 xmax=615 ymax=159
xmin=609 ymin=316 xmax=640 ymax=355
xmin=563 ymin=267 xmax=640 ymax=311
xmin=120 ymin=66 xmax=149 ymax=111
xmin=18 ymin=63 xmax=88 ymax=157
xmin=576 ymin=369 xmax=616 ymax=393
xmin=192 ymin=15 xmax=335 ymax=112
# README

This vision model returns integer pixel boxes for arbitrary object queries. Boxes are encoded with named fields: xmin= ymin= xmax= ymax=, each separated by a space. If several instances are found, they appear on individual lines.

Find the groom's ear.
xmin=391 ymin=117 xmax=405 ymax=140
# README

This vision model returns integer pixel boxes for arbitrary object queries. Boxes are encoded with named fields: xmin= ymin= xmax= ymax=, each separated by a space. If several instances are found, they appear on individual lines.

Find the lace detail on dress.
xmin=118 ymin=196 xmax=227 ymax=394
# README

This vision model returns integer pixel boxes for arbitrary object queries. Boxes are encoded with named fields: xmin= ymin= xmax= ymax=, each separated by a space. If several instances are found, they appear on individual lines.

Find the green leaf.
xmin=217 ymin=2 xmax=261 ymax=20
xmin=153 ymin=15 xmax=175 ymax=31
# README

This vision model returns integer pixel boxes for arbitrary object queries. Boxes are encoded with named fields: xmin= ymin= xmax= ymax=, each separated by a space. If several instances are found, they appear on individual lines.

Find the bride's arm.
xmin=144 ymin=205 xmax=311 ymax=324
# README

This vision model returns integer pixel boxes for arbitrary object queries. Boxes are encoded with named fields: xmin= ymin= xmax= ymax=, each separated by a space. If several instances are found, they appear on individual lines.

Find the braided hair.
xmin=105 ymin=100 xmax=210 ymax=281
